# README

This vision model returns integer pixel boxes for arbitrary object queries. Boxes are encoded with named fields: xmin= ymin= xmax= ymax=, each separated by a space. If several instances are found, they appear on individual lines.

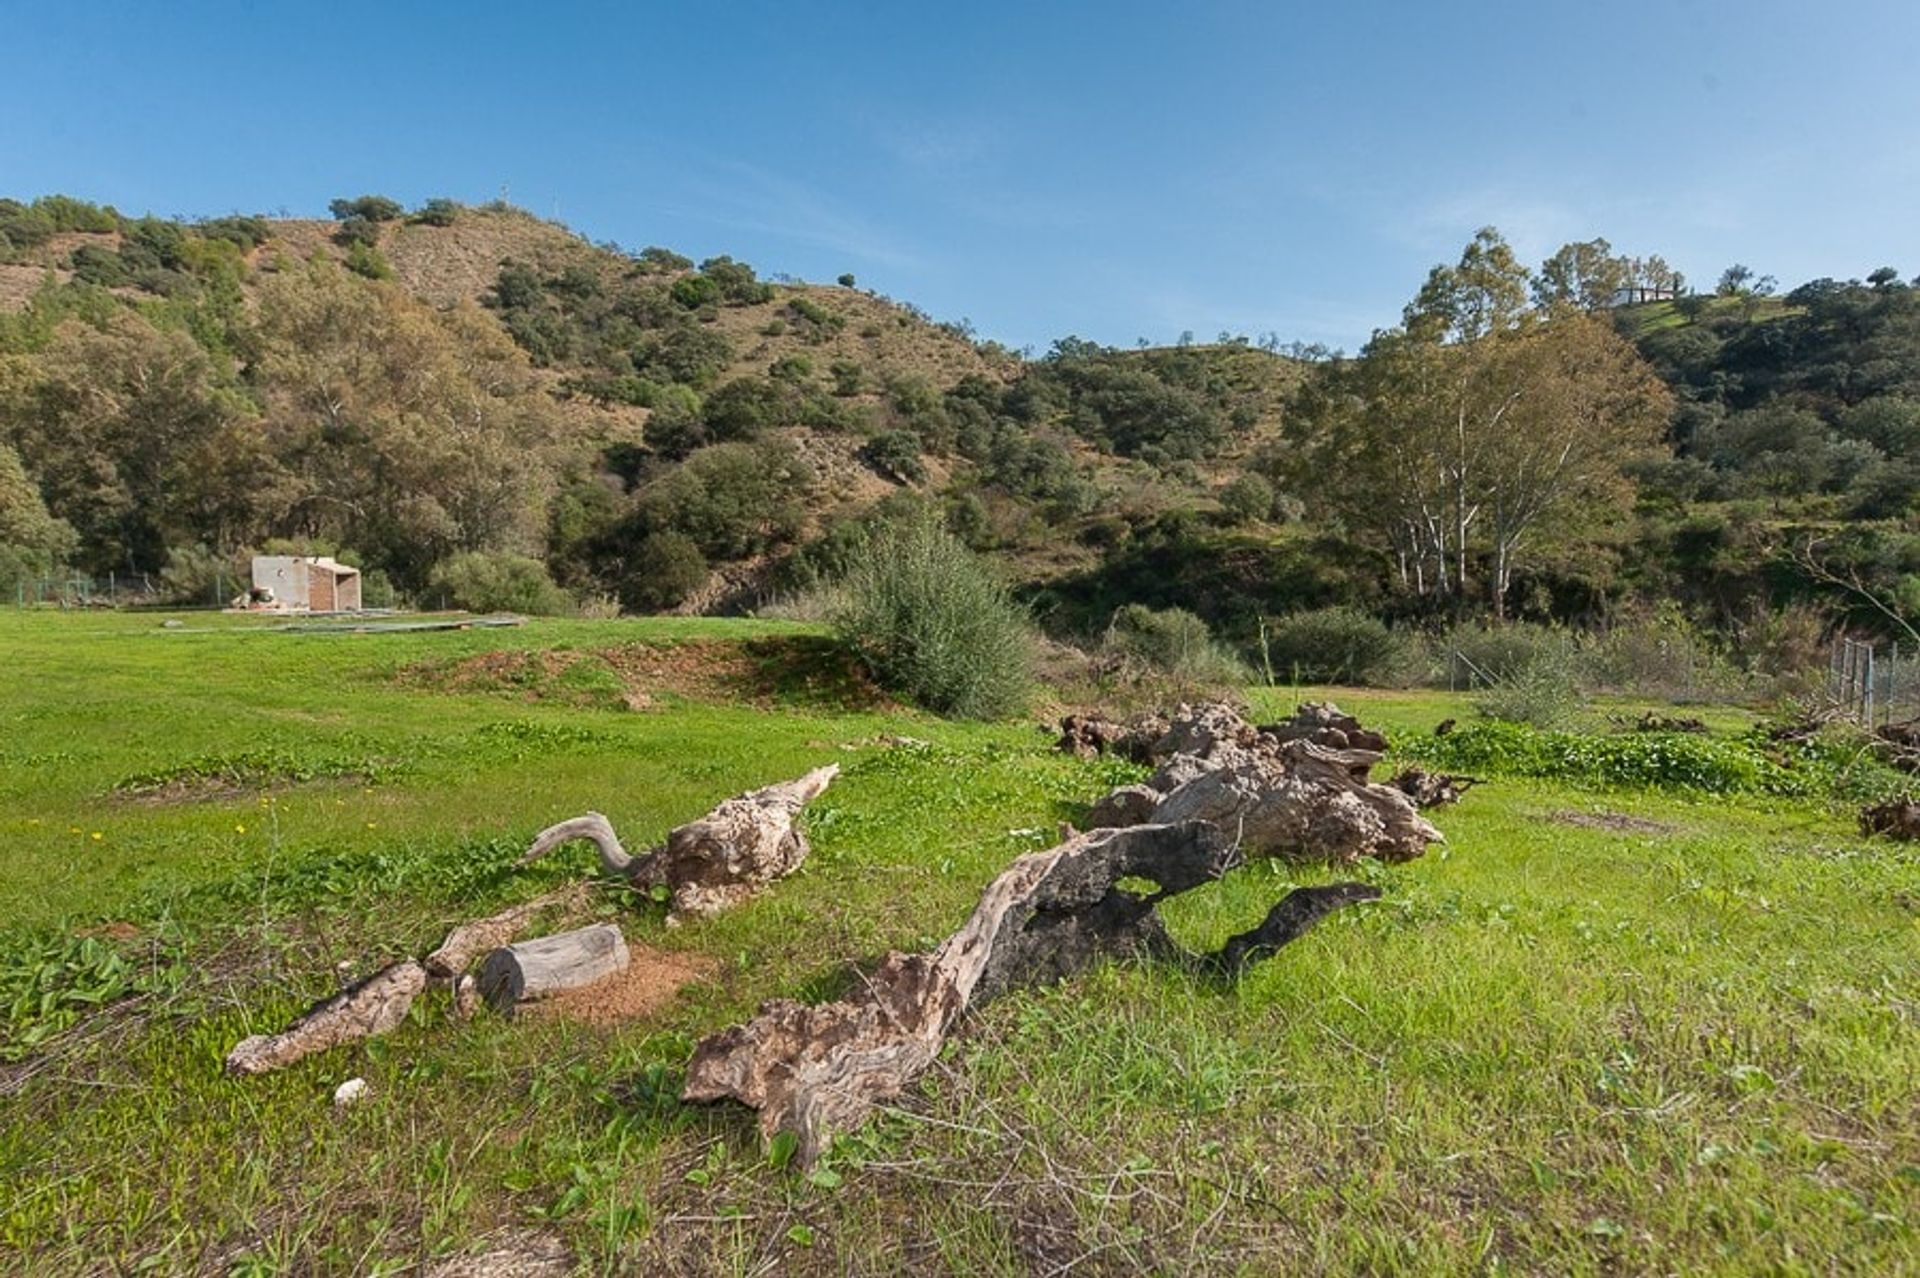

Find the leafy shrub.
xmin=833 ymin=515 xmax=1032 ymax=719
xmin=1104 ymin=604 xmax=1248 ymax=683
xmin=159 ymin=545 xmax=245 ymax=606
xmin=861 ymin=430 xmax=925 ymax=483
xmin=1472 ymin=648 xmax=1581 ymax=728
xmin=634 ymin=442 xmax=812 ymax=559
xmin=1260 ymin=606 xmax=1403 ymax=685
xmin=344 ymin=240 xmax=393 ymax=280
xmin=329 ymin=195 xmax=404 ymax=223
xmin=428 ymin=552 xmax=573 ymax=615
xmin=411 ymin=198 xmax=459 ymax=227
xmin=1219 ymin=473 xmax=1275 ymax=524
xmin=619 ymin=531 xmax=707 ymax=612
xmin=1582 ymin=604 xmax=1742 ymax=702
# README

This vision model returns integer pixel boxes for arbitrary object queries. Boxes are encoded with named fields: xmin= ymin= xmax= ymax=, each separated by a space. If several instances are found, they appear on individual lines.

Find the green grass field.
xmin=1 ymin=611 xmax=1915 ymax=1274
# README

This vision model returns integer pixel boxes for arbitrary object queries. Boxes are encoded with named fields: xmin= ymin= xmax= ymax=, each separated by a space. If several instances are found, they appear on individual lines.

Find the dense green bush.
xmin=619 ymin=530 xmax=708 ymax=612
xmin=411 ymin=198 xmax=459 ymax=227
xmin=1103 ymin=603 xmax=1248 ymax=683
xmin=328 ymin=195 xmax=404 ymax=223
xmin=1260 ymin=606 xmax=1403 ymax=684
xmin=861 ymin=430 xmax=925 ymax=483
xmin=634 ymin=442 xmax=811 ymax=559
xmin=1218 ymin=472 xmax=1275 ymax=524
xmin=428 ymin=552 xmax=573 ymax=615
xmin=833 ymin=515 xmax=1032 ymax=719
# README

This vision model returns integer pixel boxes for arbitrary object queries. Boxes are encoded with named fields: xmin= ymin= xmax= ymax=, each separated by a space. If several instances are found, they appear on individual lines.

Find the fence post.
xmin=1866 ymin=646 xmax=1876 ymax=728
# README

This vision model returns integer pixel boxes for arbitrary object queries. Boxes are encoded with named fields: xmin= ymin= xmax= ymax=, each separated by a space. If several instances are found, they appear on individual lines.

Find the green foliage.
xmin=1103 ymin=604 xmax=1248 ymax=683
xmin=410 ymin=198 xmax=460 ymax=227
xmin=618 ymin=530 xmax=707 ymax=612
xmin=343 ymin=239 xmax=393 ymax=280
xmin=1218 ymin=472 xmax=1275 ymax=524
xmin=632 ymin=442 xmax=812 ymax=559
xmin=861 ymin=429 xmax=925 ymax=483
xmin=833 ymin=515 xmax=1033 ymax=718
xmin=428 ymin=551 xmax=574 ymax=615
xmin=1470 ymin=646 xmax=1580 ymax=728
xmin=1260 ymin=606 xmax=1404 ymax=685
xmin=1407 ymin=719 xmax=1901 ymax=801
xmin=328 ymin=195 xmax=404 ymax=223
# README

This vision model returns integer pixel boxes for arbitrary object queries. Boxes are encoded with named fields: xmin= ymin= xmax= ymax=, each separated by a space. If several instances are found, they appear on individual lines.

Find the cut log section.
xmin=684 ymin=821 xmax=1379 ymax=1166
xmin=520 ymin=765 xmax=841 ymax=917
xmin=477 ymin=924 xmax=630 ymax=1014
xmin=225 ymin=959 xmax=426 ymax=1075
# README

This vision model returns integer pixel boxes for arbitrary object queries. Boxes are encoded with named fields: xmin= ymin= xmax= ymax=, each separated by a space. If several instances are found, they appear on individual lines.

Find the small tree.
xmin=837 ymin=273 xmax=857 ymax=288
xmin=328 ymin=195 xmax=404 ymax=223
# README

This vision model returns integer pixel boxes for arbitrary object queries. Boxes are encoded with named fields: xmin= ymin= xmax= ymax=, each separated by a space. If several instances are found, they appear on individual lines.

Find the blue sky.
xmin=3 ymin=0 xmax=1916 ymax=353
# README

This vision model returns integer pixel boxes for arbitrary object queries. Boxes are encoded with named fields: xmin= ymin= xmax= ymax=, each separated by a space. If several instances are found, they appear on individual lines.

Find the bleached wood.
xmin=476 ymin=924 xmax=630 ymax=1013
xmin=225 ymin=960 xmax=426 ymax=1075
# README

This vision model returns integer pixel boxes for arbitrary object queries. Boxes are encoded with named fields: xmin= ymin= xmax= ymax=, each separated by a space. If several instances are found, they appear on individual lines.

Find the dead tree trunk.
xmin=520 ymin=765 xmax=840 ymax=917
xmin=225 ymin=960 xmax=427 ymax=1075
xmin=477 ymin=924 xmax=630 ymax=1014
xmin=684 ymin=821 xmax=1377 ymax=1165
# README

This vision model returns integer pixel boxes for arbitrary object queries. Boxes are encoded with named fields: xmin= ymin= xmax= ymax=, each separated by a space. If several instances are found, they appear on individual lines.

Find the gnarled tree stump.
xmin=684 ymin=821 xmax=1378 ymax=1165
xmin=520 ymin=765 xmax=840 ymax=917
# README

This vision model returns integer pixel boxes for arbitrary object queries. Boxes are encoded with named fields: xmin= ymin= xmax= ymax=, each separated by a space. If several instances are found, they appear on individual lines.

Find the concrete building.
xmin=247 ymin=556 xmax=363 ymax=612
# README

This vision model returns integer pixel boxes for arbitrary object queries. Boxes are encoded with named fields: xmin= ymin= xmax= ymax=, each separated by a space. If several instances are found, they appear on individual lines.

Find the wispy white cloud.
xmin=648 ymin=157 xmax=927 ymax=271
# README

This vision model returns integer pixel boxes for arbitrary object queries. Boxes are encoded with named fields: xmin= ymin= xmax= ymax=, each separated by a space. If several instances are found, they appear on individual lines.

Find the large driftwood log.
xmin=225 ymin=959 xmax=426 ymax=1075
xmin=1084 ymin=703 xmax=1443 ymax=865
xmin=519 ymin=765 xmax=840 ymax=917
xmin=684 ymin=821 xmax=1378 ymax=1165
xmin=477 ymin=924 xmax=630 ymax=1014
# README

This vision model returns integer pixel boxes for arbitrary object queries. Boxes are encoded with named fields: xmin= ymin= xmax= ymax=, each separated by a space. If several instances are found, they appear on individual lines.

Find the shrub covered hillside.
xmin=9 ymin=195 xmax=1920 ymax=682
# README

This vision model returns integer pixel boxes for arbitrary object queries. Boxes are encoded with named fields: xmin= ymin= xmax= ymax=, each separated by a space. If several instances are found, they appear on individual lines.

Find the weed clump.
xmin=832 ymin=515 xmax=1032 ymax=719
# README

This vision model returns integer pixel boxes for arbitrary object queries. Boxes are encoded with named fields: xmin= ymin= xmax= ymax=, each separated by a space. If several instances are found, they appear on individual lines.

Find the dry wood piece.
xmin=684 ymin=821 xmax=1378 ymax=1166
xmin=519 ymin=765 xmax=840 ymax=917
xmin=1054 ymin=712 xmax=1167 ymax=762
xmin=1081 ymin=702 xmax=1442 ymax=865
xmin=1388 ymin=767 xmax=1480 ymax=809
xmin=225 ymin=959 xmax=426 ymax=1075
xmin=423 ymin=885 xmax=588 ymax=980
xmin=477 ymin=924 xmax=630 ymax=1014
xmin=1861 ymin=797 xmax=1920 ymax=840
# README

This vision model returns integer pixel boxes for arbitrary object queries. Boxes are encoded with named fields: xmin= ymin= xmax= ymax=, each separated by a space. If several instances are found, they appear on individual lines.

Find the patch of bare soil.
xmin=114 ymin=772 xmax=372 ymax=807
xmin=520 ymin=944 xmax=717 ymax=1029
xmin=1552 ymin=810 xmax=1677 ymax=835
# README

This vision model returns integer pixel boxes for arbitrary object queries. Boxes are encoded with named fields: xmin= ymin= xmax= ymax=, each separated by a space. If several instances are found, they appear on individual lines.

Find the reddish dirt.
xmin=521 ymin=943 xmax=717 ymax=1029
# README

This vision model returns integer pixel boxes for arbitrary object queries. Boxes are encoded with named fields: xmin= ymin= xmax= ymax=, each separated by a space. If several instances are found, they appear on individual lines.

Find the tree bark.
xmin=225 ymin=959 xmax=426 ymax=1075
xmin=684 ymin=821 xmax=1378 ymax=1166
xmin=477 ymin=924 xmax=630 ymax=1014
xmin=423 ymin=886 xmax=588 ymax=981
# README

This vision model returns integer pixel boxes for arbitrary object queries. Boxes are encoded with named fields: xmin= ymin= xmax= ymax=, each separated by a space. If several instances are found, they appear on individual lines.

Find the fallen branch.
xmin=684 ymin=821 xmax=1377 ymax=1165
xmin=520 ymin=765 xmax=841 ymax=917
xmin=423 ymin=885 xmax=589 ymax=980
xmin=225 ymin=960 xmax=426 ymax=1075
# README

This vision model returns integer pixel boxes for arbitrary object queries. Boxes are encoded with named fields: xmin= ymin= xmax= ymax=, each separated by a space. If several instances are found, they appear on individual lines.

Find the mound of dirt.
xmin=403 ymin=636 xmax=892 ymax=712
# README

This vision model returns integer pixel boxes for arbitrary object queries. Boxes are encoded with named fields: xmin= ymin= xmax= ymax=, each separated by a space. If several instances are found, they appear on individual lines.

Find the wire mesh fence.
xmin=1828 ymin=636 xmax=1920 ymax=727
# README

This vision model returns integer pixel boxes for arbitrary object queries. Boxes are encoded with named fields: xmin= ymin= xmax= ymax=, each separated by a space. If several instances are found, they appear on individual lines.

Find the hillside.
xmin=0 ymin=194 xmax=1309 ymax=628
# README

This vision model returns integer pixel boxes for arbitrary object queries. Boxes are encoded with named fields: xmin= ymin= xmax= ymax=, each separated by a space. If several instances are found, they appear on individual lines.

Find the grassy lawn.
xmin=1 ymin=611 xmax=1915 ymax=1274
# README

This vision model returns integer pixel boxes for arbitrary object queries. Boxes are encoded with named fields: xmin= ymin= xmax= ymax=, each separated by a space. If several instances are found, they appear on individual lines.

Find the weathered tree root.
xmin=520 ymin=765 xmax=840 ymax=917
xmin=1860 ymin=796 xmax=1920 ymax=840
xmin=225 ymin=959 xmax=426 ymax=1076
xmin=683 ymin=821 xmax=1378 ymax=1165
xmin=1388 ymin=767 xmax=1480 ymax=809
